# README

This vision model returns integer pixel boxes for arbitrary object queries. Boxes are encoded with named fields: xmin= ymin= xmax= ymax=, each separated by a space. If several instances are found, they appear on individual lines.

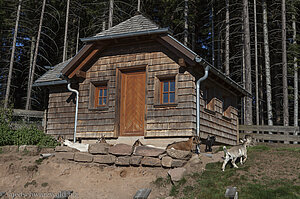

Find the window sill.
xmin=88 ymin=106 xmax=109 ymax=111
xmin=154 ymin=103 xmax=178 ymax=108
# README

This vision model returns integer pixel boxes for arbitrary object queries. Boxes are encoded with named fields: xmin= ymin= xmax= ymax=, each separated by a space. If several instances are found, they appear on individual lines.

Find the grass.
xmin=24 ymin=180 xmax=37 ymax=188
xmin=41 ymin=182 xmax=48 ymax=187
xmin=35 ymin=158 xmax=44 ymax=165
xmin=153 ymin=176 xmax=171 ymax=188
xmin=276 ymin=147 xmax=300 ymax=152
xmin=172 ymin=145 xmax=300 ymax=199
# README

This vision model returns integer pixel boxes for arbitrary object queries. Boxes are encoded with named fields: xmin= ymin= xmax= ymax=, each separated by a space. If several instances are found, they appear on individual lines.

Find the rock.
xmin=93 ymin=155 xmax=116 ymax=164
xmin=25 ymin=145 xmax=40 ymax=155
xmin=40 ymin=147 xmax=55 ymax=154
xmin=171 ymin=159 xmax=187 ymax=167
xmin=1 ymin=145 xmax=18 ymax=153
xmin=141 ymin=157 xmax=161 ymax=167
xmin=108 ymin=144 xmax=132 ymax=156
xmin=115 ymin=156 xmax=130 ymax=166
xmin=167 ymin=149 xmax=192 ymax=160
xmin=186 ymin=154 xmax=201 ymax=167
xmin=130 ymin=156 xmax=143 ymax=166
xmin=74 ymin=152 xmax=93 ymax=162
xmin=89 ymin=143 xmax=110 ymax=154
xmin=161 ymin=156 xmax=173 ymax=168
xmin=168 ymin=168 xmax=187 ymax=183
xmin=134 ymin=146 xmax=165 ymax=157
xmin=55 ymin=152 xmax=74 ymax=160
xmin=55 ymin=146 xmax=78 ymax=152
xmin=19 ymin=145 xmax=27 ymax=153
xmin=159 ymin=153 xmax=167 ymax=159
xmin=165 ymin=197 xmax=174 ymax=199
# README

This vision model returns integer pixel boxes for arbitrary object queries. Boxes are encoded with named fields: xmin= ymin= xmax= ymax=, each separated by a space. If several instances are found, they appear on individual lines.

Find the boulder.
xmin=108 ymin=144 xmax=132 ymax=156
xmin=1 ymin=145 xmax=18 ymax=153
xmin=74 ymin=152 xmax=93 ymax=162
xmin=19 ymin=145 xmax=27 ymax=153
xmin=171 ymin=159 xmax=187 ymax=168
xmin=115 ymin=156 xmax=130 ymax=166
xmin=25 ymin=145 xmax=40 ymax=155
xmin=55 ymin=146 xmax=78 ymax=152
xmin=93 ymin=155 xmax=116 ymax=164
xmin=89 ymin=143 xmax=110 ymax=154
xmin=130 ymin=156 xmax=143 ymax=166
xmin=55 ymin=152 xmax=74 ymax=160
xmin=168 ymin=168 xmax=187 ymax=183
xmin=141 ymin=157 xmax=161 ymax=167
xmin=134 ymin=146 xmax=165 ymax=157
xmin=166 ymin=149 xmax=192 ymax=160
xmin=161 ymin=156 xmax=173 ymax=168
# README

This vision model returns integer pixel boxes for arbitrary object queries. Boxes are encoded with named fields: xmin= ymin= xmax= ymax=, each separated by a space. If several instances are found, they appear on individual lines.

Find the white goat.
xmin=222 ymin=136 xmax=252 ymax=171
xmin=63 ymin=140 xmax=89 ymax=152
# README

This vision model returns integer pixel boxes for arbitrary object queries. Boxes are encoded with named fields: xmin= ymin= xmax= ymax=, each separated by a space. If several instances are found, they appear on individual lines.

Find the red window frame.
xmin=160 ymin=79 xmax=175 ymax=104
xmin=95 ymin=86 xmax=107 ymax=107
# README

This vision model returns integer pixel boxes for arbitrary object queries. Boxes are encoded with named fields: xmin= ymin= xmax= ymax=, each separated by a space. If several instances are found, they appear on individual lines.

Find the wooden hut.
xmin=34 ymin=15 xmax=248 ymax=145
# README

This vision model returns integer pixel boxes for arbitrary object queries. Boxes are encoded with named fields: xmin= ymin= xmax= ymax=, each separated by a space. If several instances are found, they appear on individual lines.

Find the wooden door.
xmin=120 ymin=70 xmax=146 ymax=136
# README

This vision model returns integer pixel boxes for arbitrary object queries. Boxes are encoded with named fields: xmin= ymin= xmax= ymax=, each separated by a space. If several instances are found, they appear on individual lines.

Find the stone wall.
xmin=55 ymin=143 xmax=193 ymax=168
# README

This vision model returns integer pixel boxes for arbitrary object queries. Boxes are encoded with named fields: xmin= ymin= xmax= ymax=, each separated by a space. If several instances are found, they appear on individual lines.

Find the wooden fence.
xmin=12 ymin=109 xmax=47 ymax=132
xmin=239 ymin=125 xmax=300 ymax=144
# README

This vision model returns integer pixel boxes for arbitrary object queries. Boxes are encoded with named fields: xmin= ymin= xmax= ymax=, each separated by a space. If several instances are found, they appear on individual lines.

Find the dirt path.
xmin=0 ymin=153 xmax=169 ymax=199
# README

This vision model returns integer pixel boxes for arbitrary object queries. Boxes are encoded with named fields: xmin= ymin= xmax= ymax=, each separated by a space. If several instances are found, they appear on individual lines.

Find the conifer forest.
xmin=0 ymin=0 xmax=299 ymax=127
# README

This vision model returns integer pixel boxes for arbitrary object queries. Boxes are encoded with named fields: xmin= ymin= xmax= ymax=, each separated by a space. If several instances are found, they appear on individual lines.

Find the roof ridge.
xmin=94 ymin=14 xmax=160 ymax=37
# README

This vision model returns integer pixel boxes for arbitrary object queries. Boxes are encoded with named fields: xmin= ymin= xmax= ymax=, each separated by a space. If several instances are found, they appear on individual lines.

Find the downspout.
xmin=195 ymin=56 xmax=210 ymax=153
xmin=67 ymin=83 xmax=79 ymax=143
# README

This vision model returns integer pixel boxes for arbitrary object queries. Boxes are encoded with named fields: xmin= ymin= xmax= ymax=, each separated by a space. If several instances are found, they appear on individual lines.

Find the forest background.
xmin=0 ymin=0 xmax=299 ymax=128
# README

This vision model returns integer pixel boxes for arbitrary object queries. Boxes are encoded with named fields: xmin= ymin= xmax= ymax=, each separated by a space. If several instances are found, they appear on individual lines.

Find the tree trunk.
xmin=76 ymin=18 xmax=80 ymax=54
xmin=63 ymin=0 xmax=70 ymax=62
xmin=25 ymin=0 xmax=46 ymax=110
xmin=262 ymin=0 xmax=273 ymax=126
xmin=211 ymin=0 xmax=215 ymax=67
xmin=4 ymin=0 xmax=22 ymax=109
xmin=184 ymin=0 xmax=188 ymax=46
xmin=292 ymin=13 xmax=298 ymax=128
xmin=108 ymin=0 xmax=114 ymax=29
xmin=254 ymin=0 xmax=259 ymax=125
xmin=281 ymin=0 xmax=289 ymax=126
xmin=26 ymin=36 xmax=36 ymax=110
xmin=243 ymin=0 xmax=253 ymax=127
xmin=225 ymin=0 xmax=230 ymax=76
xmin=137 ymin=0 xmax=141 ymax=12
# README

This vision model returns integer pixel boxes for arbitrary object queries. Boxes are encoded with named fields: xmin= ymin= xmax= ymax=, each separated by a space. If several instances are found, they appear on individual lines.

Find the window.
xmin=161 ymin=79 xmax=175 ymax=104
xmin=95 ymin=86 xmax=108 ymax=107
xmin=89 ymin=81 xmax=109 ymax=110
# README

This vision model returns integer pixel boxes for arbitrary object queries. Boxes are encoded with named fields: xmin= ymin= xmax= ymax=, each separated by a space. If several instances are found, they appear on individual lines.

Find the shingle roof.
xmin=95 ymin=15 xmax=160 ymax=37
xmin=33 ymin=58 xmax=71 ymax=86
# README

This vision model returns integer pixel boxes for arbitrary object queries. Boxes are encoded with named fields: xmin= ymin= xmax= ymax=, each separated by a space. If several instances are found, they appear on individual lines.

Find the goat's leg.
xmin=222 ymin=156 xmax=230 ymax=171
xmin=242 ymin=154 xmax=247 ymax=163
xmin=240 ymin=156 xmax=243 ymax=165
xmin=232 ymin=157 xmax=239 ymax=168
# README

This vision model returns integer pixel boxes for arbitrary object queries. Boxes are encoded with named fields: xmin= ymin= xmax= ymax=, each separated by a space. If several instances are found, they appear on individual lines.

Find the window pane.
xmin=170 ymin=92 xmax=175 ymax=103
xmin=104 ymin=89 xmax=107 ymax=97
xmin=99 ymin=97 xmax=102 ymax=105
xmin=163 ymin=81 xmax=169 ymax=92
xmin=99 ymin=89 xmax=103 ymax=97
xmin=163 ymin=93 xmax=169 ymax=103
xmin=103 ymin=97 xmax=107 ymax=105
xmin=170 ymin=81 xmax=175 ymax=92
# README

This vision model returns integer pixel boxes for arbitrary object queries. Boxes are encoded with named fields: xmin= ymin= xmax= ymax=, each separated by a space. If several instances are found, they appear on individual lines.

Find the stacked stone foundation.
xmin=55 ymin=143 xmax=193 ymax=168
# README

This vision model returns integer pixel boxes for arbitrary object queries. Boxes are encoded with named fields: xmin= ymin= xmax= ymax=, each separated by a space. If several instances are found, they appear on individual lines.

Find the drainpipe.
xmin=67 ymin=83 xmax=79 ymax=143
xmin=195 ymin=56 xmax=210 ymax=153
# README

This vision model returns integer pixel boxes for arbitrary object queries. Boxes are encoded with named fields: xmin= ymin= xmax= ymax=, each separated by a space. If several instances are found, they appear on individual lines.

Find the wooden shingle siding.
xmin=46 ymin=40 xmax=239 ymax=145
xmin=47 ymin=86 xmax=75 ymax=138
